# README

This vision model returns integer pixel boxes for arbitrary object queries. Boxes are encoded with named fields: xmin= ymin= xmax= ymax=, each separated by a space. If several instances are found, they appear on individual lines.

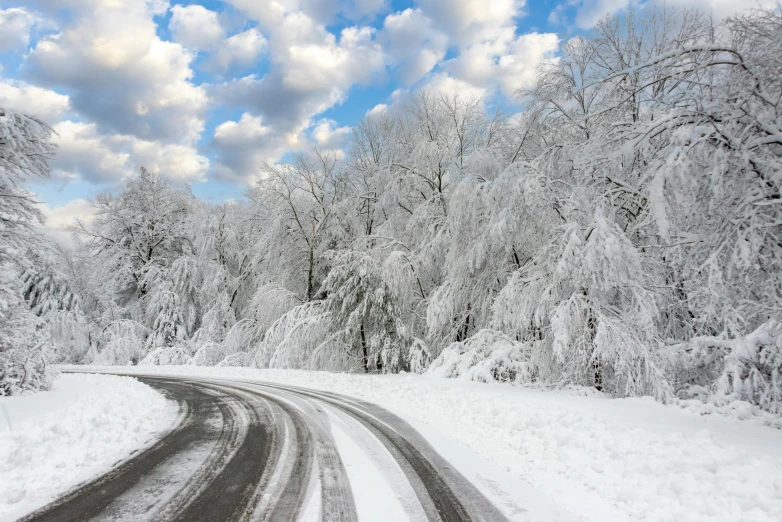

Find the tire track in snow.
xmin=27 ymin=372 xmax=509 ymax=522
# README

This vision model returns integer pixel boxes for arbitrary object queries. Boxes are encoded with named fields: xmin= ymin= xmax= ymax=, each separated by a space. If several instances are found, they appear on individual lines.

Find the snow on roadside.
xmin=0 ymin=373 xmax=178 ymax=521
xmin=74 ymin=365 xmax=782 ymax=522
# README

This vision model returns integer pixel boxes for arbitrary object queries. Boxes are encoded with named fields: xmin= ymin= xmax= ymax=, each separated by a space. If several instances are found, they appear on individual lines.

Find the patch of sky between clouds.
xmin=319 ymin=82 xmax=400 ymax=127
xmin=517 ymin=0 xmax=566 ymax=34
xmin=30 ymin=178 xmax=101 ymax=208
xmin=189 ymin=178 xmax=246 ymax=202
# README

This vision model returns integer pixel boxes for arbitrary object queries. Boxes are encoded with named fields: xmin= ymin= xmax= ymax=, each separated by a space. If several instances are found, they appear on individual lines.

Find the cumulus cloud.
xmin=218 ymin=2 xmax=384 ymax=111
xmin=496 ymin=32 xmax=559 ymax=94
xmin=226 ymin=0 xmax=387 ymax=27
xmin=379 ymin=8 xmax=448 ymax=85
xmin=419 ymin=73 xmax=487 ymax=102
xmin=213 ymin=20 xmax=383 ymax=124
xmin=281 ymin=25 xmax=383 ymax=93
xmin=573 ymin=0 xmax=634 ymax=28
xmin=417 ymin=0 xmax=524 ymax=47
xmin=38 ymin=198 xmax=94 ymax=247
xmin=665 ymin=0 xmax=778 ymax=19
xmin=567 ymin=0 xmax=776 ymax=29
xmin=52 ymin=121 xmax=130 ymax=184
xmin=366 ymin=103 xmax=388 ymax=117
xmin=211 ymin=112 xmax=300 ymax=183
xmin=0 ymin=79 xmax=70 ymax=121
xmin=311 ymin=118 xmax=352 ymax=150
xmin=169 ymin=4 xmax=225 ymax=50
xmin=380 ymin=0 xmax=555 ymax=100
xmin=130 ymin=141 xmax=210 ymax=183
xmin=27 ymin=1 xmax=207 ymax=144
xmin=441 ymin=31 xmax=558 ymax=95
xmin=210 ymin=6 xmax=385 ymax=183
xmin=51 ymin=121 xmax=209 ymax=185
xmin=0 ymin=8 xmax=37 ymax=52
xmin=205 ymin=28 xmax=267 ymax=73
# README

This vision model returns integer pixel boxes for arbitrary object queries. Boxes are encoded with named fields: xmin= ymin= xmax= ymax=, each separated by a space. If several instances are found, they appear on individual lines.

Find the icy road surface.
xmin=21 ymin=373 xmax=522 ymax=522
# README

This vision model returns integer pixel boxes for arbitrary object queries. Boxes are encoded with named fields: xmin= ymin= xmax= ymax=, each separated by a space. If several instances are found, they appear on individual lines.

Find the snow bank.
xmin=77 ymin=365 xmax=782 ymax=522
xmin=0 ymin=373 xmax=178 ymax=521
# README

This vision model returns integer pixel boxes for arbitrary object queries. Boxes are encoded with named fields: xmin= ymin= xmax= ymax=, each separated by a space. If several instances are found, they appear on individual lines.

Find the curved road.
xmin=20 ymin=374 xmax=510 ymax=522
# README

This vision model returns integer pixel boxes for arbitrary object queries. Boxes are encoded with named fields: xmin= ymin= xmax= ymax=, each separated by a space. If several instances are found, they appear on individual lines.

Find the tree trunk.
xmin=360 ymin=321 xmax=369 ymax=373
xmin=306 ymin=246 xmax=314 ymax=301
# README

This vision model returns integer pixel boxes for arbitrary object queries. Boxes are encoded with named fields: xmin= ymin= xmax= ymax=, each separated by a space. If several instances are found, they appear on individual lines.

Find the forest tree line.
xmin=2 ymin=7 xmax=781 ymax=413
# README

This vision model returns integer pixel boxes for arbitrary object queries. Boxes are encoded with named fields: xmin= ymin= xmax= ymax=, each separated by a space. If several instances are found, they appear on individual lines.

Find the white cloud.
xmin=348 ymin=0 xmax=387 ymax=19
xmin=205 ymin=28 xmax=267 ymax=72
xmin=218 ymin=2 xmax=384 ymax=110
xmin=379 ymin=8 xmax=448 ymax=85
xmin=27 ymin=1 xmax=208 ymax=144
xmin=496 ymin=32 xmax=560 ymax=94
xmin=382 ymin=0 xmax=553 ymax=100
xmin=574 ymin=0 xmax=634 ymax=28
xmin=130 ymin=141 xmax=210 ymax=183
xmin=281 ymin=25 xmax=383 ymax=93
xmin=226 ymin=0 xmax=387 ymax=27
xmin=420 ymin=73 xmax=487 ymax=101
xmin=311 ymin=118 xmax=352 ymax=150
xmin=51 ymin=120 xmax=209 ymax=185
xmin=417 ymin=0 xmax=524 ymax=47
xmin=226 ymin=0 xmax=336 ymax=27
xmin=442 ymin=31 xmax=558 ymax=95
xmin=569 ymin=0 xmax=776 ymax=29
xmin=210 ymin=6 xmax=386 ymax=183
xmin=38 ymin=198 xmax=94 ymax=247
xmin=212 ymin=112 xmax=300 ymax=183
xmin=0 ymin=80 xmax=70 ymax=122
xmin=366 ymin=103 xmax=388 ymax=117
xmin=169 ymin=4 xmax=225 ymax=50
xmin=666 ymin=0 xmax=777 ymax=19
xmin=52 ymin=121 xmax=130 ymax=184
xmin=0 ymin=8 xmax=37 ymax=52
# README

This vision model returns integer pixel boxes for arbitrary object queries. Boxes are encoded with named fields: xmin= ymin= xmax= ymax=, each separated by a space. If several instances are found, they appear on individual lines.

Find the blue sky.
xmin=0 ymin=0 xmax=755 ymax=240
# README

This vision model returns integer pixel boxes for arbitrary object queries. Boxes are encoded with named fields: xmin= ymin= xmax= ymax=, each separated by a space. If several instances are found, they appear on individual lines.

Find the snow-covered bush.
xmin=427 ymin=329 xmax=533 ymax=384
xmin=408 ymin=338 xmax=431 ymax=375
xmin=250 ymin=301 xmax=357 ymax=371
xmin=718 ymin=321 xmax=782 ymax=413
xmin=91 ymin=320 xmax=148 ymax=365
xmin=672 ymin=321 xmax=782 ymax=414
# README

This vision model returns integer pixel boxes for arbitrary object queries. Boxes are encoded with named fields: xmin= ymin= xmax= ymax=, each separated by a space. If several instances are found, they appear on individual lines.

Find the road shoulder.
xmin=0 ymin=373 xmax=179 ymax=521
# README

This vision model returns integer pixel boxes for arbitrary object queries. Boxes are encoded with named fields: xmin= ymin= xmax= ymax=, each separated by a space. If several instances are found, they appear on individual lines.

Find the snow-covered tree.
xmin=0 ymin=107 xmax=57 ymax=394
xmin=50 ymin=6 xmax=782 ymax=414
xmin=321 ymin=250 xmax=409 ymax=372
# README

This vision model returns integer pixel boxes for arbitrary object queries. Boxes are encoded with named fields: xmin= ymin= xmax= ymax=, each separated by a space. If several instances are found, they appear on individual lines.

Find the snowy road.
xmin=21 ymin=374 xmax=509 ymax=522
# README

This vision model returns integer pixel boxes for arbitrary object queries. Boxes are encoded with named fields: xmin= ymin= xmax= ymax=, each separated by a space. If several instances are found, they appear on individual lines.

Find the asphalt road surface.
xmin=20 ymin=374 xmax=510 ymax=522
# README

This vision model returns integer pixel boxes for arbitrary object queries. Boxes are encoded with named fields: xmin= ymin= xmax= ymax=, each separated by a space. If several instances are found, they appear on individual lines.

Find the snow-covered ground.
xmin=72 ymin=365 xmax=782 ymax=522
xmin=0 ymin=373 xmax=179 ymax=521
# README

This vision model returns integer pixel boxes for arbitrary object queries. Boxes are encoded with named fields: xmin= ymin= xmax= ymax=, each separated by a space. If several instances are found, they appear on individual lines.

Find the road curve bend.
xmin=20 ymin=373 xmax=510 ymax=522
